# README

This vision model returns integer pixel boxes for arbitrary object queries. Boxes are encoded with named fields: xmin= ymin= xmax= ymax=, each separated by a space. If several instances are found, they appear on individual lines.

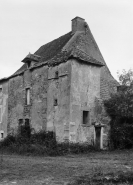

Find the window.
xmin=0 ymin=131 xmax=4 ymax=139
xmin=54 ymin=98 xmax=58 ymax=106
xmin=19 ymin=119 xmax=23 ymax=126
xmin=26 ymin=88 xmax=30 ymax=105
xmin=27 ymin=61 xmax=31 ymax=68
xmin=83 ymin=111 xmax=89 ymax=125
xmin=25 ymin=119 xmax=31 ymax=138
xmin=25 ymin=119 xmax=30 ymax=127
xmin=0 ymin=88 xmax=2 ymax=96
xmin=55 ymin=71 xmax=59 ymax=79
xmin=1 ymin=132 xmax=4 ymax=139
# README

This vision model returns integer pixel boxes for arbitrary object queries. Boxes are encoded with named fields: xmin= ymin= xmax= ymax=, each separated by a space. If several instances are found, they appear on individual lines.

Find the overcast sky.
xmin=0 ymin=0 xmax=132 ymax=80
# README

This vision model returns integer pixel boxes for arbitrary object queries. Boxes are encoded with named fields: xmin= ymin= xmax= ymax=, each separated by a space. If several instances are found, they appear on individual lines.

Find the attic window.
xmin=54 ymin=98 xmax=58 ymax=106
xmin=27 ymin=61 xmax=31 ymax=68
xmin=55 ymin=71 xmax=59 ymax=79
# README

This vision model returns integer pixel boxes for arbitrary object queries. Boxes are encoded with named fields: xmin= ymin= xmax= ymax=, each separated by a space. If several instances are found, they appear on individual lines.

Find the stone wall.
xmin=47 ymin=60 xmax=71 ymax=142
xmin=31 ymin=66 xmax=48 ymax=131
xmin=8 ymin=75 xmax=24 ymax=134
xmin=8 ymin=65 xmax=48 ymax=134
xmin=0 ymin=80 xmax=8 ymax=139
xmin=69 ymin=59 xmax=101 ymax=144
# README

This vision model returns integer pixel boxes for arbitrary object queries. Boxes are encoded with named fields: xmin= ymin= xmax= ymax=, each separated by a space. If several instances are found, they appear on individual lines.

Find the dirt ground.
xmin=0 ymin=150 xmax=133 ymax=185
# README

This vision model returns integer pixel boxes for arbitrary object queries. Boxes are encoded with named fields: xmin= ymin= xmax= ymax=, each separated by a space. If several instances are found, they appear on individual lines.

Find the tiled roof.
xmin=1 ymin=18 xmax=119 ymax=101
xmin=12 ymin=31 xmax=104 ymax=76
xmin=13 ymin=32 xmax=73 ymax=75
xmin=35 ymin=32 xmax=73 ymax=60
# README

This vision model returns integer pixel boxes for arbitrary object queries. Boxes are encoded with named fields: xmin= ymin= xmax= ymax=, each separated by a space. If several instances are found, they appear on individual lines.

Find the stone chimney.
xmin=71 ymin=17 xmax=86 ymax=33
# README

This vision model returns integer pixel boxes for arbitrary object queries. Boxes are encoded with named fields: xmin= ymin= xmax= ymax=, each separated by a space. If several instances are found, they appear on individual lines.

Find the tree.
xmin=104 ymin=69 xmax=133 ymax=149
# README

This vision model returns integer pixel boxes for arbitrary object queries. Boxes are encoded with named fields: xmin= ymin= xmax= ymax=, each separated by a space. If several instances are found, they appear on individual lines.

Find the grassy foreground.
xmin=0 ymin=150 xmax=133 ymax=185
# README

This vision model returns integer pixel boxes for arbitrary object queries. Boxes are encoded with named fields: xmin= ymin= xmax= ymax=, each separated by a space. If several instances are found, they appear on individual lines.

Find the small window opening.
xmin=83 ymin=111 xmax=89 ymax=125
xmin=25 ymin=119 xmax=30 ymax=127
xmin=55 ymin=71 xmax=59 ymax=79
xmin=54 ymin=98 xmax=58 ymax=106
xmin=25 ymin=119 xmax=31 ymax=138
xmin=0 ymin=88 xmax=2 ymax=96
xmin=26 ymin=88 xmax=30 ymax=105
xmin=18 ymin=119 xmax=23 ymax=134
xmin=1 ymin=132 xmax=4 ymax=139
xmin=19 ymin=119 xmax=23 ymax=126
xmin=27 ymin=61 xmax=31 ymax=68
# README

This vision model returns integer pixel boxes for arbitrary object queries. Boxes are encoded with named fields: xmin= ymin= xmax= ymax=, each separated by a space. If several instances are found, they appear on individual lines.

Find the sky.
xmin=0 ymin=0 xmax=132 ymax=80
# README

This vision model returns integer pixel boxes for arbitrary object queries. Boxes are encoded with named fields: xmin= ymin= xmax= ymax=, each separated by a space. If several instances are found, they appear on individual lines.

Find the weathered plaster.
xmin=0 ymin=81 xmax=8 ymax=138
xmin=8 ymin=75 xmax=24 ymax=134
xmin=69 ymin=59 xmax=101 ymax=144
xmin=47 ymin=60 xmax=71 ymax=142
xmin=31 ymin=66 xmax=48 ymax=131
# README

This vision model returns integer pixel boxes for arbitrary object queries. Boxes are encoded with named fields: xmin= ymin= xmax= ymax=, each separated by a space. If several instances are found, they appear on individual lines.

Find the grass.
xmin=0 ymin=149 xmax=133 ymax=184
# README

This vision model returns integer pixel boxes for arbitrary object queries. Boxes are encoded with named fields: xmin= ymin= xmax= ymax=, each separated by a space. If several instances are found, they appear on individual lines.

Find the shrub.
xmin=0 ymin=129 xmax=96 ymax=156
xmin=110 ymin=123 xmax=133 ymax=149
xmin=0 ymin=134 xmax=16 ymax=147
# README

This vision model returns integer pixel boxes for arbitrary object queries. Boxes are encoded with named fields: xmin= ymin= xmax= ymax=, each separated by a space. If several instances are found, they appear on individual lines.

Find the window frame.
xmin=26 ymin=88 xmax=30 ymax=105
xmin=82 ymin=110 xmax=90 ymax=125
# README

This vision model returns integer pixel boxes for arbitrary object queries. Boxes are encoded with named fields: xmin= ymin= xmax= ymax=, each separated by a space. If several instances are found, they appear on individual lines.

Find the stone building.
xmin=0 ymin=17 xmax=118 ymax=149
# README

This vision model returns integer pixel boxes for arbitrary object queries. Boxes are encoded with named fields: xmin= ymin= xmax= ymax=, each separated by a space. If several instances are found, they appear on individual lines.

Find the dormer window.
xmin=27 ymin=61 xmax=31 ymax=68
xmin=21 ymin=53 xmax=41 ymax=68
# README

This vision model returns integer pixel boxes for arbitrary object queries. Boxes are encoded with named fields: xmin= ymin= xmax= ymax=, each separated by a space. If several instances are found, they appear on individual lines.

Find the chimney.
xmin=71 ymin=17 xmax=86 ymax=33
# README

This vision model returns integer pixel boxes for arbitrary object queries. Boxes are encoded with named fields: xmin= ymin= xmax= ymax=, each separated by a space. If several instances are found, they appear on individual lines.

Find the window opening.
xmin=19 ymin=119 xmax=23 ymax=126
xmin=83 ymin=111 xmax=89 ymax=125
xmin=25 ymin=119 xmax=30 ymax=127
xmin=27 ymin=61 xmax=31 ymax=68
xmin=0 ymin=88 xmax=2 ymax=96
xmin=1 ymin=132 xmax=4 ymax=139
xmin=54 ymin=98 xmax=58 ymax=106
xmin=26 ymin=88 xmax=30 ymax=105
xmin=55 ymin=71 xmax=59 ymax=79
xmin=25 ymin=119 xmax=31 ymax=138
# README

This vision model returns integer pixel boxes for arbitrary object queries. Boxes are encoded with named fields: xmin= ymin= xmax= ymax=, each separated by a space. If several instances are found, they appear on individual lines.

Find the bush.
xmin=0 ymin=128 xmax=96 ymax=156
xmin=0 ymin=134 xmax=16 ymax=147
xmin=110 ymin=123 xmax=133 ymax=149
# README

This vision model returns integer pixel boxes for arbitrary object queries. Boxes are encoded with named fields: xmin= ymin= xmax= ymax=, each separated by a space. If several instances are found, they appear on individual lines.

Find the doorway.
xmin=95 ymin=126 xmax=103 ymax=149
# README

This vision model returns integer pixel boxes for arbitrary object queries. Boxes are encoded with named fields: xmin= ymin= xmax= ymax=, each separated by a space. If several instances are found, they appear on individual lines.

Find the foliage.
xmin=0 ymin=125 xmax=96 ymax=156
xmin=104 ymin=69 xmax=133 ymax=149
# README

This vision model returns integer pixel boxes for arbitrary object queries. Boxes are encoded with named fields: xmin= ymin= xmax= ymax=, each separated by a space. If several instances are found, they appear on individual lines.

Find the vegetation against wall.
xmin=104 ymin=69 xmax=133 ymax=149
xmin=0 ymin=124 xmax=96 ymax=156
